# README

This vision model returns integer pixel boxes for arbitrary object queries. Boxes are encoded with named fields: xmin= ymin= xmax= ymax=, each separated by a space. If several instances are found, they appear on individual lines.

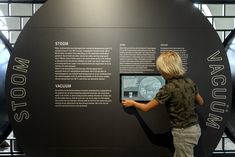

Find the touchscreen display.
xmin=121 ymin=75 xmax=165 ymax=101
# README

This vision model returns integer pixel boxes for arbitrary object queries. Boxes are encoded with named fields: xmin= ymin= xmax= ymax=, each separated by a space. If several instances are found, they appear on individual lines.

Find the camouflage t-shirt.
xmin=154 ymin=76 xmax=199 ymax=128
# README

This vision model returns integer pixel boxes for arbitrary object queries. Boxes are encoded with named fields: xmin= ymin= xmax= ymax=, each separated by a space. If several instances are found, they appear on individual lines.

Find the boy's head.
xmin=156 ymin=51 xmax=185 ymax=79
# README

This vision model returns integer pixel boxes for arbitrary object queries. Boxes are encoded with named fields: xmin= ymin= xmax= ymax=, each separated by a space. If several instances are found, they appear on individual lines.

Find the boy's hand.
xmin=122 ymin=99 xmax=136 ymax=107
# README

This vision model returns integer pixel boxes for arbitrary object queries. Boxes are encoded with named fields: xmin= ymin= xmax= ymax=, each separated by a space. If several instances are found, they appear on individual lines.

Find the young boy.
xmin=122 ymin=51 xmax=204 ymax=157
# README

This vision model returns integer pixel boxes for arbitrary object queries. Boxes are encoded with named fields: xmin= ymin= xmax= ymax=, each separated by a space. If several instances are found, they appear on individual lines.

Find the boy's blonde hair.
xmin=156 ymin=51 xmax=185 ymax=78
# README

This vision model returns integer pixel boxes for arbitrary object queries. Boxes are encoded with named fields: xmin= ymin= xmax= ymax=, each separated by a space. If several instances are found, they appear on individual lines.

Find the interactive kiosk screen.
xmin=121 ymin=75 xmax=165 ymax=101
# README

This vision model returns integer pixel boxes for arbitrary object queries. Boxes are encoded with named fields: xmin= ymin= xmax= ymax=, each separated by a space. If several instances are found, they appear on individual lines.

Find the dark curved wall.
xmin=5 ymin=0 xmax=232 ymax=157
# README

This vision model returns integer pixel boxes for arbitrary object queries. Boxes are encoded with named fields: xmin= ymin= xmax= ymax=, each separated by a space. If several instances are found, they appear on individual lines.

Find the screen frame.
xmin=120 ymin=73 xmax=165 ymax=103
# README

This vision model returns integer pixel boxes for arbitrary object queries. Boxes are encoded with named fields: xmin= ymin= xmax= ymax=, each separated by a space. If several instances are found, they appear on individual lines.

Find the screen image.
xmin=121 ymin=75 xmax=165 ymax=101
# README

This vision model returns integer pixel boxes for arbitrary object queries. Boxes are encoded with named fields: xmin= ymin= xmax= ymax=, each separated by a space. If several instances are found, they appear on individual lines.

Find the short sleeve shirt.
xmin=154 ymin=76 xmax=199 ymax=128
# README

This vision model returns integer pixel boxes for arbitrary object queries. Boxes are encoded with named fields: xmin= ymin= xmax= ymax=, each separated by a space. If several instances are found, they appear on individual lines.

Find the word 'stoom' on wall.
xmin=9 ymin=57 xmax=30 ymax=123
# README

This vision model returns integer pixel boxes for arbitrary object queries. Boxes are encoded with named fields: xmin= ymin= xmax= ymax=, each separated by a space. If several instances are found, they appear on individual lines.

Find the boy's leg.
xmin=172 ymin=124 xmax=201 ymax=157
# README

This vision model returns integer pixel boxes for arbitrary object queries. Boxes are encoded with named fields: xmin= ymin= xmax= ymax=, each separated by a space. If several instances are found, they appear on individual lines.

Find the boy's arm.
xmin=122 ymin=99 xmax=159 ymax=112
xmin=195 ymin=93 xmax=204 ymax=105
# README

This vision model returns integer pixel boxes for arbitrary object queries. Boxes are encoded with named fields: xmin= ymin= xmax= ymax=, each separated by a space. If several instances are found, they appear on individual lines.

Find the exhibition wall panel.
xmin=0 ymin=1 xmax=235 ymax=156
